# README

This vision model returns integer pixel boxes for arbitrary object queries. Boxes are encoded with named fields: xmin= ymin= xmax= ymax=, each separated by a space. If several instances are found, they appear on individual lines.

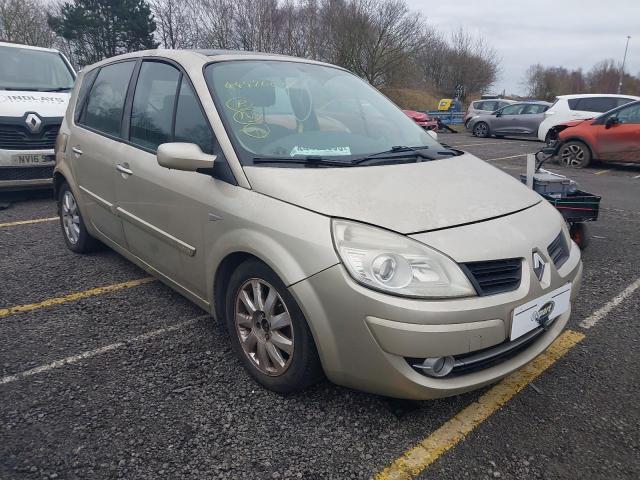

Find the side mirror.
xmin=426 ymin=129 xmax=438 ymax=141
xmin=604 ymin=117 xmax=619 ymax=129
xmin=157 ymin=143 xmax=216 ymax=172
xmin=494 ymin=111 xmax=502 ymax=117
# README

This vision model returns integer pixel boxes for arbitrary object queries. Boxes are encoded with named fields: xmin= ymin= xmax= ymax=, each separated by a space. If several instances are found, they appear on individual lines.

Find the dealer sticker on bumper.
xmin=511 ymin=283 xmax=572 ymax=341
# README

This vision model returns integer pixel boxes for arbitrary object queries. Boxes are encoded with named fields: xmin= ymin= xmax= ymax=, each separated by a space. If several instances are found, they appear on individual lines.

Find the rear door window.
xmin=522 ymin=104 xmax=547 ymax=114
xmin=574 ymin=97 xmax=619 ymax=113
xmin=129 ymin=61 xmax=181 ymax=150
xmin=482 ymin=101 xmax=498 ymax=111
xmin=82 ymin=61 xmax=136 ymax=137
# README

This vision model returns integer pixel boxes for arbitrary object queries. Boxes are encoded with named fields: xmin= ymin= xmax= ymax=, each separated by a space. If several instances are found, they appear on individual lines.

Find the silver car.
xmin=468 ymin=102 xmax=551 ymax=139
xmin=463 ymin=98 xmax=515 ymax=128
xmin=54 ymin=50 xmax=582 ymax=399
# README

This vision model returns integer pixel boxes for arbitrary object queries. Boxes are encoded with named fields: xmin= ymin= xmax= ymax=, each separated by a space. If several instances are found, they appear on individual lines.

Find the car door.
xmin=596 ymin=103 xmax=640 ymax=163
xmin=519 ymin=104 xmax=548 ymax=135
xmin=491 ymin=104 xmax=525 ymax=134
xmin=114 ymin=59 xmax=219 ymax=301
xmin=71 ymin=60 xmax=137 ymax=246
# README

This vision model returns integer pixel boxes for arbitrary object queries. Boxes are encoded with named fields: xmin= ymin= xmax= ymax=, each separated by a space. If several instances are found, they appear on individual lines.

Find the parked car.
xmin=549 ymin=100 xmax=640 ymax=168
xmin=55 ymin=49 xmax=582 ymax=400
xmin=402 ymin=109 xmax=438 ymax=131
xmin=537 ymin=94 xmax=639 ymax=143
xmin=463 ymin=98 xmax=515 ymax=128
xmin=468 ymin=101 xmax=551 ymax=138
xmin=0 ymin=42 xmax=76 ymax=190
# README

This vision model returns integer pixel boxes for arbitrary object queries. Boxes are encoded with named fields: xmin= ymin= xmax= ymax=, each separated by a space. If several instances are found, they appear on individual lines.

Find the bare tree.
xmin=0 ymin=0 xmax=56 ymax=47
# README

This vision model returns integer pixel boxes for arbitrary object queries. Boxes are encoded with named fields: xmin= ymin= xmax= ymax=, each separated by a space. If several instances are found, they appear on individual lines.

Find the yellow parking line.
xmin=0 ymin=277 xmax=155 ymax=319
xmin=486 ymin=154 xmax=534 ymax=162
xmin=594 ymin=170 xmax=610 ymax=175
xmin=0 ymin=216 xmax=59 ymax=228
xmin=374 ymin=329 xmax=585 ymax=480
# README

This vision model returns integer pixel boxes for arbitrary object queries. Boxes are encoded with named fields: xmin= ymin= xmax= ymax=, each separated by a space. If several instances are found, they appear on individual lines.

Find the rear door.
xmin=114 ymin=59 xmax=219 ymax=300
xmin=71 ymin=60 xmax=137 ymax=246
xmin=596 ymin=103 xmax=640 ymax=162
xmin=519 ymin=103 xmax=548 ymax=134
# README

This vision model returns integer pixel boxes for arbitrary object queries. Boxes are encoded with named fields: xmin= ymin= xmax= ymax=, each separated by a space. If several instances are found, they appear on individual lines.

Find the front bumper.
xmin=0 ymin=149 xmax=55 ymax=190
xmin=289 ymin=203 xmax=583 ymax=399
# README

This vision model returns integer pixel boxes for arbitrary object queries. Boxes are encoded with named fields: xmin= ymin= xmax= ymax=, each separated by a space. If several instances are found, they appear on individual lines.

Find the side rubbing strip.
xmin=79 ymin=185 xmax=113 ymax=210
xmin=115 ymin=207 xmax=196 ymax=257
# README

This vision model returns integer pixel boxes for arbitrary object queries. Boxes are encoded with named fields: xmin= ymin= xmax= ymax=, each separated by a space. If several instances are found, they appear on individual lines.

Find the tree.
xmin=48 ymin=0 xmax=158 ymax=66
xmin=0 ymin=0 xmax=56 ymax=47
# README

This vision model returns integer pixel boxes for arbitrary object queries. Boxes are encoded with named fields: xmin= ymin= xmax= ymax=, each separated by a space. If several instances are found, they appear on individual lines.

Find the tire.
xmin=225 ymin=259 xmax=323 ymax=394
xmin=58 ymin=182 xmax=101 ymax=253
xmin=570 ymin=223 xmax=590 ymax=249
xmin=473 ymin=121 xmax=490 ymax=138
xmin=558 ymin=141 xmax=591 ymax=168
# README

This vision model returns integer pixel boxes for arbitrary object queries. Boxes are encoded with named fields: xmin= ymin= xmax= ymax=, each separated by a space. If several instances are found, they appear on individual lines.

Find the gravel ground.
xmin=1 ymin=133 xmax=639 ymax=479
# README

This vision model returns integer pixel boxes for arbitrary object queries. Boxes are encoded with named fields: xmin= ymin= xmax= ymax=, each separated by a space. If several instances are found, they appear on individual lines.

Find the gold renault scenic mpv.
xmin=54 ymin=50 xmax=583 ymax=399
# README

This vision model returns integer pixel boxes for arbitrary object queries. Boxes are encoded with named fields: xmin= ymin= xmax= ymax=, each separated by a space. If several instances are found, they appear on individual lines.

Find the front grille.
xmin=0 ymin=124 xmax=60 ymax=150
xmin=547 ymin=231 xmax=569 ymax=269
xmin=0 ymin=165 xmax=54 ymax=181
xmin=462 ymin=258 xmax=522 ymax=296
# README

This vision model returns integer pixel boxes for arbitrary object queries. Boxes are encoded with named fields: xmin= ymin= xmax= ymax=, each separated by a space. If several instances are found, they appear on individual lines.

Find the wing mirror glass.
xmin=604 ymin=117 xmax=619 ymax=129
xmin=157 ymin=143 xmax=216 ymax=173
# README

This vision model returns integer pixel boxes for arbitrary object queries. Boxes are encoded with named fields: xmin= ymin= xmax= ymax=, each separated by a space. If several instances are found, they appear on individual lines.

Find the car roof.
xmin=0 ymin=41 xmax=62 ymax=53
xmin=83 ymin=48 xmax=341 ymax=72
xmin=557 ymin=93 xmax=640 ymax=100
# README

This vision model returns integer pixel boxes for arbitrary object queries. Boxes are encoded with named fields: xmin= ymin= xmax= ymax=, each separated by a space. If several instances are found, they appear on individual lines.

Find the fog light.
xmin=413 ymin=356 xmax=455 ymax=378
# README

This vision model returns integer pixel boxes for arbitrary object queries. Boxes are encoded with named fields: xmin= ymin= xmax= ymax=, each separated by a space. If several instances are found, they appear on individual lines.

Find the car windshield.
xmin=0 ymin=45 xmax=75 ymax=91
xmin=204 ymin=60 xmax=443 ymax=165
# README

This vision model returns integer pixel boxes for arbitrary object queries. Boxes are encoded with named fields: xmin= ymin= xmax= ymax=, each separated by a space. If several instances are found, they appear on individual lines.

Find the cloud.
xmin=405 ymin=0 xmax=639 ymax=95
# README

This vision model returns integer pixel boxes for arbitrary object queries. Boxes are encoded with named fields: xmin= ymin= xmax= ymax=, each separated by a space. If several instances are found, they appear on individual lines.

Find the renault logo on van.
xmin=532 ymin=251 xmax=546 ymax=281
xmin=25 ymin=113 xmax=43 ymax=133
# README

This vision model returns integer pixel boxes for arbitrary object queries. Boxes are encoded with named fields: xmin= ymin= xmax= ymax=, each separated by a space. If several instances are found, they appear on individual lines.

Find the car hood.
xmin=0 ymin=90 xmax=70 ymax=117
xmin=244 ymin=153 xmax=542 ymax=234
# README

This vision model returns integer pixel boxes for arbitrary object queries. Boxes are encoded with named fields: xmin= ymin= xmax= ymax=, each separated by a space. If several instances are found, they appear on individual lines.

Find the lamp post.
xmin=617 ymin=35 xmax=631 ymax=94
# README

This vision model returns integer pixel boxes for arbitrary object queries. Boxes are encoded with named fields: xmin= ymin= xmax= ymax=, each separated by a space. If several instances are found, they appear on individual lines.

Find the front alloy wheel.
xmin=234 ymin=278 xmax=294 ymax=376
xmin=473 ymin=122 xmax=490 ymax=138
xmin=225 ymin=259 xmax=323 ymax=393
xmin=559 ymin=141 xmax=591 ymax=168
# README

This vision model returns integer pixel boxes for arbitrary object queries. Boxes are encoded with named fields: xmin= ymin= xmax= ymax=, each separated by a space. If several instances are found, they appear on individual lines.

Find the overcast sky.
xmin=405 ymin=0 xmax=639 ymax=96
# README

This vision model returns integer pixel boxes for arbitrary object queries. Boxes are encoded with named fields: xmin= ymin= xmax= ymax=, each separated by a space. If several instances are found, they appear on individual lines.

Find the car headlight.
xmin=331 ymin=219 xmax=476 ymax=298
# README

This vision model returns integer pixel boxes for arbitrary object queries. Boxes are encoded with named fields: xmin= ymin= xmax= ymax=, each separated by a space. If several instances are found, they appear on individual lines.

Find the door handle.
xmin=116 ymin=163 xmax=133 ymax=176
xmin=72 ymin=147 xmax=83 ymax=155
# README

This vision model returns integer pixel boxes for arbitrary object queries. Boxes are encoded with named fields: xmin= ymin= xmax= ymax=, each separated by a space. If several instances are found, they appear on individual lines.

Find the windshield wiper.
xmin=39 ymin=87 xmax=72 ymax=92
xmin=253 ymin=155 xmax=356 ymax=167
xmin=353 ymin=145 xmax=456 ymax=164
xmin=0 ymin=86 xmax=72 ymax=92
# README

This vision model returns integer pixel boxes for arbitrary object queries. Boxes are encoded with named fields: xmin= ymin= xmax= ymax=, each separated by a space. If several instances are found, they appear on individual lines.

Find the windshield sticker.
xmin=290 ymin=146 xmax=351 ymax=157
xmin=225 ymin=79 xmax=285 ymax=89
xmin=225 ymin=96 xmax=270 ymax=139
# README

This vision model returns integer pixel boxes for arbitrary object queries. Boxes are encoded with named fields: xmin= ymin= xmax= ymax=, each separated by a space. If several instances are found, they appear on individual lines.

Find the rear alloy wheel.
xmin=473 ymin=121 xmax=490 ymax=138
xmin=559 ymin=141 xmax=591 ymax=168
xmin=225 ymin=259 xmax=323 ymax=393
xmin=58 ymin=182 xmax=101 ymax=253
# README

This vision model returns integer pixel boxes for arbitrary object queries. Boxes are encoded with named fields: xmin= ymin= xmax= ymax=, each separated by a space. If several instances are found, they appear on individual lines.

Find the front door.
xmin=596 ymin=103 xmax=640 ymax=163
xmin=71 ymin=61 xmax=137 ymax=246
xmin=518 ymin=103 xmax=548 ymax=135
xmin=114 ymin=60 xmax=220 ymax=301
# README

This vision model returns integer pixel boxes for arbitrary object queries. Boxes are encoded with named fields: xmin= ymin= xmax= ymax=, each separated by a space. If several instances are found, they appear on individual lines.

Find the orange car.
xmin=550 ymin=100 xmax=640 ymax=168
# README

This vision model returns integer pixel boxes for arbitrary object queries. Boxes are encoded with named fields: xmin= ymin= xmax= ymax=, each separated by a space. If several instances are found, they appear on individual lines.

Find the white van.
xmin=537 ymin=93 xmax=639 ymax=142
xmin=0 ymin=42 xmax=76 ymax=190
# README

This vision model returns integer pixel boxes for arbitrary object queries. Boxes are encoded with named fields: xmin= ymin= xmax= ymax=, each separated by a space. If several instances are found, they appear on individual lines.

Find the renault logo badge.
xmin=25 ymin=113 xmax=42 ymax=133
xmin=532 ymin=252 xmax=546 ymax=281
